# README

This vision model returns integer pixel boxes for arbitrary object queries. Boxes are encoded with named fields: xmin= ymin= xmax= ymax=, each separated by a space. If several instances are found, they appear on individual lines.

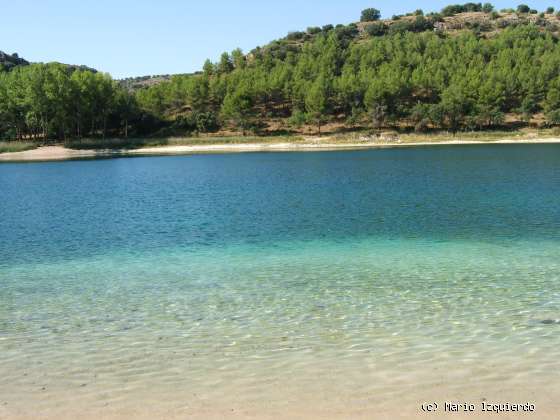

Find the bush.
xmin=387 ymin=16 xmax=433 ymax=35
xmin=466 ymin=19 xmax=493 ymax=31
xmin=546 ymin=7 xmax=555 ymax=14
xmin=288 ymin=109 xmax=308 ymax=128
xmin=389 ymin=20 xmax=413 ymax=34
xmin=490 ymin=11 xmax=500 ymax=19
xmin=286 ymin=31 xmax=305 ymax=41
xmin=517 ymin=4 xmax=530 ymax=14
xmin=442 ymin=3 xmax=483 ymax=16
xmin=497 ymin=19 xmax=514 ymax=28
xmin=322 ymin=24 xmax=334 ymax=32
xmin=427 ymin=12 xmax=444 ymax=22
xmin=546 ymin=110 xmax=560 ymax=125
xmin=482 ymin=3 xmax=494 ymax=13
xmin=335 ymin=24 xmax=359 ymax=41
xmin=365 ymin=22 xmax=387 ymax=36
xmin=194 ymin=111 xmax=219 ymax=133
xmin=464 ymin=2 xmax=484 ymax=12
xmin=413 ymin=15 xmax=433 ymax=31
xmin=361 ymin=8 xmax=381 ymax=22
xmin=307 ymin=26 xmax=321 ymax=35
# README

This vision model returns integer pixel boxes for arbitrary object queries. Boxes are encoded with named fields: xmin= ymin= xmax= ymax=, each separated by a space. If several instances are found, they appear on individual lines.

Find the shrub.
xmin=388 ymin=17 xmax=432 ymax=34
xmin=286 ymin=31 xmax=305 ymax=41
xmin=307 ymin=26 xmax=321 ymax=35
xmin=335 ymin=24 xmax=359 ymax=40
xmin=427 ymin=12 xmax=444 ymax=22
xmin=482 ymin=3 xmax=494 ymax=13
xmin=546 ymin=7 xmax=555 ymax=14
xmin=361 ymin=8 xmax=381 ymax=22
xmin=365 ymin=22 xmax=387 ymax=36
xmin=416 ymin=15 xmax=433 ymax=31
xmin=497 ymin=19 xmax=514 ymax=28
xmin=194 ymin=111 xmax=219 ymax=133
xmin=517 ymin=4 xmax=530 ymax=14
xmin=442 ymin=3 xmax=483 ymax=16
xmin=389 ymin=20 xmax=413 ymax=34
xmin=288 ymin=109 xmax=308 ymax=128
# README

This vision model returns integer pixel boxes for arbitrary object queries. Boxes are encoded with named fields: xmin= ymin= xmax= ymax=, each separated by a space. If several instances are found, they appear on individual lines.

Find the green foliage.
xmin=544 ymin=82 xmax=560 ymax=125
xmin=221 ymin=84 xmax=257 ymax=135
xmin=365 ymin=22 xmax=387 ymax=36
xmin=218 ymin=52 xmax=234 ymax=74
xmin=287 ymin=31 xmax=306 ymax=41
xmin=288 ymin=109 xmax=308 ymax=128
xmin=0 ymin=63 xmax=131 ymax=141
xmin=305 ymin=75 xmax=330 ymax=134
xmin=482 ymin=3 xmax=495 ymax=13
xmin=517 ymin=4 xmax=530 ymax=13
xmin=442 ymin=3 xmax=483 ymax=16
xmin=388 ymin=16 xmax=433 ymax=34
xmin=546 ymin=7 xmax=555 ymax=14
xmin=4 ymin=5 xmax=560 ymax=144
xmin=361 ymin=8 xmax=381 ymax=22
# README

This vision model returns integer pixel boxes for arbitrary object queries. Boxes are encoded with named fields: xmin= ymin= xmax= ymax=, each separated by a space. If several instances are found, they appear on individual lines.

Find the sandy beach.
xmin=2 ymin=138 xmax=560 ymax=162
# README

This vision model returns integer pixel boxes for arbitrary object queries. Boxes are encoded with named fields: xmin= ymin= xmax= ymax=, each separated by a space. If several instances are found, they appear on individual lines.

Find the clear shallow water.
xmin=2 ymin=145 xmax=560 ymax=418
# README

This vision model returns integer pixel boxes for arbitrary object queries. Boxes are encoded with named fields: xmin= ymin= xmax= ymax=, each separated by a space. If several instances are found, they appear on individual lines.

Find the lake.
xmin=1 ymin=145 xmax=560 ymax=418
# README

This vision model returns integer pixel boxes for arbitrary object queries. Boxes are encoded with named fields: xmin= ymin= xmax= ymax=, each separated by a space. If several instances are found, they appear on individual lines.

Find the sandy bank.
xmin=1 ymin=138 xmax=560 ymax=162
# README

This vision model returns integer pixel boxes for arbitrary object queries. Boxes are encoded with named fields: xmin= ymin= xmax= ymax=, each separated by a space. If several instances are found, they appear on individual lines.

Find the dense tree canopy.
xmin=0 ymin=63 xmax=151 ymax=140
xmin=2 ymin=4 xmax=560 ymax=141
xmin=132 ymin=21 xmax=560 ymax=135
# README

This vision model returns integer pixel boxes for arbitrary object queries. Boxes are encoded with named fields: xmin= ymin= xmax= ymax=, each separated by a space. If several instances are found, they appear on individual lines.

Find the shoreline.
xmin=2 ymin=137 xmax=560 ymax=162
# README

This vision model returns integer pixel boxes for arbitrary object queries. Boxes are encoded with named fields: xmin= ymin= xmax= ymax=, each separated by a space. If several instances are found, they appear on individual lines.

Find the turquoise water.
xmin=2 ymin=145 xmax=560 ymax=418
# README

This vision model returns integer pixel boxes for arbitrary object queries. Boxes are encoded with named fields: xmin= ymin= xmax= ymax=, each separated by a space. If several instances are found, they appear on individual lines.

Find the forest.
xmin=2 ymin=3 xmax=560 ymax=143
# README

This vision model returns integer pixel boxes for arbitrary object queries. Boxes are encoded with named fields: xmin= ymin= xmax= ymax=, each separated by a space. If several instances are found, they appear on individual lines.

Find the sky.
xmin=1 ymin=0 xmax=555 ymax=79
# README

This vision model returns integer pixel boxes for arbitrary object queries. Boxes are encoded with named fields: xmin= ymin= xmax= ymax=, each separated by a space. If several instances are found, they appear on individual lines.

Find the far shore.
xmin=2 ymin=136 xmax=560 ymax=162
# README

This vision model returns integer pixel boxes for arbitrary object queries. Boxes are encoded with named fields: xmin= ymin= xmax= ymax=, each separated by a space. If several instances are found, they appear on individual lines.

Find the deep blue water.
xmin=2 ymin=145 xmax=560 ymax=268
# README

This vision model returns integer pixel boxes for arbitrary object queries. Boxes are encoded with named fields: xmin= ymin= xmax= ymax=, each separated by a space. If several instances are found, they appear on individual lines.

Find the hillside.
xmin=2 ymin=3 xmax=560 ymax=144
xmin=133 ymin=4 xmax=560 ymax=136
xmin=126 ymin=9 xmax=560 ymax=92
